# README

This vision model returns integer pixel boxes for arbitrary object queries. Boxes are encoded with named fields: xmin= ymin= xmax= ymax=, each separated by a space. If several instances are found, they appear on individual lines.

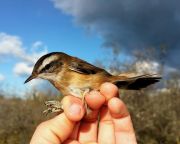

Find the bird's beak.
xmin=24 ymin=75 xmax=36 ymax=84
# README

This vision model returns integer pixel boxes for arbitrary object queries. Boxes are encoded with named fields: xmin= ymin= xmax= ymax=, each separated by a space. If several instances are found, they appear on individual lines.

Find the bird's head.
xmin=24 ymin=52 xmax=65 ymax=84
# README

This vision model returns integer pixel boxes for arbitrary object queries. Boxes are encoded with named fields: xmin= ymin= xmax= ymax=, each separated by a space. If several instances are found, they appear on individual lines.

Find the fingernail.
xmin=69 ymin=103 xmax=81 ymax=115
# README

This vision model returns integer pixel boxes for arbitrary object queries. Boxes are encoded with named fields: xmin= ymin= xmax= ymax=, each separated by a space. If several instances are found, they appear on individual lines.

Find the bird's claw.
xmin=43 ymin=100 xmax=64 ymax=115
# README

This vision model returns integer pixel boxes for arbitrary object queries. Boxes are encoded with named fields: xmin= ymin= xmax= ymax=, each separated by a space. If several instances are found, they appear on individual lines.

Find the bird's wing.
xmin=68 ymin=57 xmax=108 ymax=75
xmin=118 ymin=72 xmax=142 ymax=78
xmin=113 ymin=73 xmax=161 ymax=90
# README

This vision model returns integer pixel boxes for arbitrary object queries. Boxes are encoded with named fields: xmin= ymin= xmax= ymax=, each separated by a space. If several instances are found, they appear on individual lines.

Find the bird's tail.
xmin=111 ymin=73 xmax=161 ymax=90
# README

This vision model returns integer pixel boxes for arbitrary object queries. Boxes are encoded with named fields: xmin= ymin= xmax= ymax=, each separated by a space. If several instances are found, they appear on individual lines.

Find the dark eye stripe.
xmin=40 ymin=61 xmax=63 ymax=73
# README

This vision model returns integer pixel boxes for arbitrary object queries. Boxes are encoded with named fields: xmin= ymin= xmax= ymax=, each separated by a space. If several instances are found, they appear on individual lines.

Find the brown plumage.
xmin=24 ymin=52 xmax=161 ymax=114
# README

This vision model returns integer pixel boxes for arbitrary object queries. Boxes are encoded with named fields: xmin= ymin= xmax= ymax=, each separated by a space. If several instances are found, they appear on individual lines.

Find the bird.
xmin=24 ymin=52 xmax=161 ymax=114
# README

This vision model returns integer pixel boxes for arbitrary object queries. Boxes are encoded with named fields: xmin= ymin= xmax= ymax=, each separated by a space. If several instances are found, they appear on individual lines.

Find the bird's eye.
xmin=40 ymin=64 xmax=52 ymax=73
xmin=40 ymin=61 xmax=62 ymax=73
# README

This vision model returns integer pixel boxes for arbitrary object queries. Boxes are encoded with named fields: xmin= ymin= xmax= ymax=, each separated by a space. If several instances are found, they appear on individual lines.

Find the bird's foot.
xmin=43 ymin=100 xmax=63 ymax=115
xmin=81 ymin=89 xmax=93 ymax=115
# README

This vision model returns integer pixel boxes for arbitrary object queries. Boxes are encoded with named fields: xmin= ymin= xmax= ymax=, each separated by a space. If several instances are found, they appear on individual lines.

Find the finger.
xmin=30 ymin=113 xmax=75 ymax=144
xmin=108 ymin=97 xmax=129 ymax=118
xmin=108 ymin=97 xmax=137 ymax=144
xmin=62 ymin=96 xmax=85 ymax=121
xmin=69 ymin=122 xmax=81 ymax=140
xmin=30 ymin=96 xmax=85 ymax=144
xmin=63 ymin=139 xmax=80 ymax=144
xmin=63 ymin=123 xmax=81 ymax=143
xmin=98 ymin=106 xmax=116 ymax=144
xmin=62 ymin=96 xmax=85 ymax=141
xmin=85 ymin=90 xmax=105 ymax=110
xmin=81 ymin=90 xmax=105 ymax=143
xmin=100 ymin=82 xmax=119 ymax=103
xmin=78 ymin=121 xmax=98 ymax=143
xmin=64 ymin=140 xmax=97 ymax=144
xmin=78 ymin=110 xmax=99 ymax=143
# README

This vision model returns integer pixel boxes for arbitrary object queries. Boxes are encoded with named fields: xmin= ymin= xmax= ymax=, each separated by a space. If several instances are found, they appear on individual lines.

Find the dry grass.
xmin=0 ymin=79 xmax=179 ymax=144
xmin=0 ymin=48 xmax=179 ymax=143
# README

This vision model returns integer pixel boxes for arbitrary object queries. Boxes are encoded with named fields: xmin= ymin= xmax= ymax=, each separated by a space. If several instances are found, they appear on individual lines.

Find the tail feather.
xmin=113 ymin=73 xmax=161 ymax=90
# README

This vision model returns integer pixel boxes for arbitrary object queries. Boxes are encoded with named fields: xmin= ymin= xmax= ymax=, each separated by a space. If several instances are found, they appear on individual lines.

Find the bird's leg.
xmin=43 ymin=100 xmax=63 ymax=115
xmin=81 ymin=89 xmax=89 ymax=106
xmin=81 ymin=88 xmax=92 ymax=115
xmin=43 ymin=88 xmax=91 ymax=115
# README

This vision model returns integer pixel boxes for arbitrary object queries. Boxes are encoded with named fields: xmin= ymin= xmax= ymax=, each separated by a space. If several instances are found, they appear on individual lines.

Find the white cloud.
xmin=135 ymin=61 xmax=160 ymax=74
xmin=0 ymin=73 xmax=5 ymax=81
xmin=134 ymin=60 xmax=179 ymax=76
xmin=53 ymin=0 xmax=78 ymax=16
xmin=13 ymin=62 xmax=33 ymax=76
xmin=0 ymin=32 xmax=48 ymax=77
xmin=32 ymin=41 xmax=43 ymax=49
xmin=0 ymin=32 xmax=50 ymax=95
xmin=0 ymin=32 xmax=24 ymax=57
xmin=27 ymin=79 xmax=44 ymax=88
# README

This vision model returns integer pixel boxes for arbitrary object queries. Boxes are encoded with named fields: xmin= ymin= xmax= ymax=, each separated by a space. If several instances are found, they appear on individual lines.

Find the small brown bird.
xmin=25 ymin=52 xmax=161 ymax=114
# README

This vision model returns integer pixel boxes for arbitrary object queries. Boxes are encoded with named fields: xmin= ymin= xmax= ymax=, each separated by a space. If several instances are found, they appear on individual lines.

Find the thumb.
xmin=62 ymin=96 xmax=85 ymax=121
xmin=30 ymin=96 xmax=85 ymax=144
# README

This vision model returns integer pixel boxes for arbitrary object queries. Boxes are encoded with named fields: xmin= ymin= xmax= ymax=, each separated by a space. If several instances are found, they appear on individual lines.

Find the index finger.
xmin=100 ymin=82 xmax=119 ymax=103
xmin=108 ymin=97 xmax=137 ymax=144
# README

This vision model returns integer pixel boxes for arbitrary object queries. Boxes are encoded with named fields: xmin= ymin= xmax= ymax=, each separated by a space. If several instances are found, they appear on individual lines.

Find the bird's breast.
xmin=53 ymin=70 xmax=111 ymax=97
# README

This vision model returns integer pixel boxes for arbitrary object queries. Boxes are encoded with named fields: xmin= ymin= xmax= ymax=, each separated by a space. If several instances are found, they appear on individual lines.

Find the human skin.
xmin=30 ymin=82 xmax=137 ymax=144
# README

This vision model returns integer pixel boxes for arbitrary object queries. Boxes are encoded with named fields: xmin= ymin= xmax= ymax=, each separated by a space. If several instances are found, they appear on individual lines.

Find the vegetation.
xmin=0 ymin=49 xmax=179 ymax=144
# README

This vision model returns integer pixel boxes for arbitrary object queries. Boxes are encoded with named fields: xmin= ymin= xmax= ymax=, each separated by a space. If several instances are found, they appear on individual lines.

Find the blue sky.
xmin=0 ymin=0 xmax=104 ymax=59
xmin=0 ymin=0 xmax=170 ymax=95
xmin=0 ymin=0 xmax=112 ymax=94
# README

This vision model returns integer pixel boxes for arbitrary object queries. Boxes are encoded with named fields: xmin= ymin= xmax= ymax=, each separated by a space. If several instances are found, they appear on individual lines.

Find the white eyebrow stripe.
xmin=38 ymin=55 xmax=59 ymax=72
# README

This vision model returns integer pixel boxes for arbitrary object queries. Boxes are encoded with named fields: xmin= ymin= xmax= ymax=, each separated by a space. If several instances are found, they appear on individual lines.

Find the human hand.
xmin=30 ymin=83 xmax=137 ymax=144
